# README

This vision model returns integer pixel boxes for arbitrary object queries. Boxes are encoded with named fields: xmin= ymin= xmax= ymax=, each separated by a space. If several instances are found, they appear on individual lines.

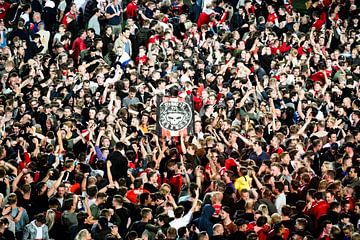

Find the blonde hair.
xmin=211 ymin=192 xmax=223 ymax=204
xmin=271 ymin=213 xmax=282 ymax=225
xmin=75 ymin=229 xmax=90 ymax=240
xmin=258 ymin=204 xmax=271 ymax=223
xmin=258 ymin=204 xmax=269 ymax=216
xmin=63 ymin=121 xmax=73 ymax=129
xmin=46 ymin=209 xmax=55 ymax=230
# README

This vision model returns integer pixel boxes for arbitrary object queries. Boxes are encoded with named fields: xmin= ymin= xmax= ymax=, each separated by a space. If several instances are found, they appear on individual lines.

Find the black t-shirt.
xmin=144 ymin=182 xmax=159 ymax=193
xmin=0 ymin=181 xmax=7 ymax=197
xmin=236 ymin=212 xmax=254 ymax=222
xmin=281 ymin=219 xmax=295 ymax=232
xmin=107 ymin=150 xmax=128 ymax=181
xmin=32 ymin=193 xmax=49 ymax=215
xmin=115 ymin=207 xmax=130 ymax=237
xmin=129 ymin=221 xmax=147 ymax=237
xmin=0 ymin=229 xmax=15 ymax=240
xmin=229 ymin=231 xmax=246 ymax=240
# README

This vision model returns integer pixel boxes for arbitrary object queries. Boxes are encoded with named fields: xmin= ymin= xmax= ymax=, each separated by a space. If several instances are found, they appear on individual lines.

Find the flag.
xmin=156 ymin=94 xmax=195 ymax=137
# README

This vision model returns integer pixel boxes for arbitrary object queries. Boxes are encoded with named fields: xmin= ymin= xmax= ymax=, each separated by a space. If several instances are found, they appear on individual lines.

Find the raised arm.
xmin=106 ymin=161 xmax=114 ymax=186
xmin=12 ymin=170 xmax=24 ymax=193
xmin=180 ymin=133 xmax=187 ymax=155
xmin=56 ymin=130 xmax=64 ymax=154
xmin=251 ymin=170 xmax=264 ymax=190
xmin=47 ymin=171 xmax=65 ymax=198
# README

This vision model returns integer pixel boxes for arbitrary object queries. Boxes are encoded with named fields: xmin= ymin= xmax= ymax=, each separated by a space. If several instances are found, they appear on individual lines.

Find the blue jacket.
xmin=23 ymin=221 xmax=50 ymax=240
xmin=198 ymin=204 xmax=215 ymax=236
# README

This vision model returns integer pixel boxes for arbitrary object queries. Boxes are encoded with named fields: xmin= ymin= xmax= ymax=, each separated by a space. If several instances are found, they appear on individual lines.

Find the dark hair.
xmin=48 ymin=197 xmax=60 ymax=208
xmin=178 ymin=226 xmax=187 ymax=238
xmin=329 ymin=201 xmax=340 ymax=210
xmin=115 ymin=142 xmax=125 ymax=150
xmin=134 ymin=178 xmax=143 ymax=189
xmin=158 ymin=214 xmax=170 ymax=225
xmin=87 ymin=185 xmax=98 ymax=198
xmin=63 ymin=198 xmax=74 ymax=211
xmin=35 ymin=213 xmax=47 ymax=224
xmin=174 ymin=206 xmax=185 ymax=218
xmin=256 ymin=216 xmax=268 ymax=227
xmin=139 ymin=192 xmax=150 ymax=205
xmin=129 ymin=86 xmax=137 ymax=93
xmin=274 ymin=181 xmax=285 ymax=193
xmin=76 ymin=211 xmax=89 ymax=223
xmin=281 ymin=205 xmax=291 ymax=216
xmin=307 ymin=189 xmax=316 ymax=199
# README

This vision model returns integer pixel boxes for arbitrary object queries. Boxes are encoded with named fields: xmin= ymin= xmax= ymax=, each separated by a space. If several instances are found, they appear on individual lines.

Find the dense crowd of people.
xmin=0 ymin=0 xmax=358 ymax=239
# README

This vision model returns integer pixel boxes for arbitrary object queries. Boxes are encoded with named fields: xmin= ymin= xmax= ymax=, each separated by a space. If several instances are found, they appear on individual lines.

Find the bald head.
xmin=213 ymin=224 xmax=224 ymax=236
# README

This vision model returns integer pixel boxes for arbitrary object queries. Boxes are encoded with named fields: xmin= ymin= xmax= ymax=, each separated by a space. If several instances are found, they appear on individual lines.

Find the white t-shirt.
xmin=169 ymin=210 xmax=193 ymax=230
xmin=275 ymin=192 xmax=286 ymax=214
xmin=20 ymin=13 xmax=30 ymax=24
xmin=32 ymin=221 xmax=43 ymax=239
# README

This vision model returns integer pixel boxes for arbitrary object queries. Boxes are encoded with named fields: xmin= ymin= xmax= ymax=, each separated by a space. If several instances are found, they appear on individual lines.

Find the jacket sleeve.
xmin=44 ymin=225 xmax=50 ymax=240
xmin=95 ymin=146 xmax=106 ymax=161
xmin=22 ymin=225 xmax=30 ymax=240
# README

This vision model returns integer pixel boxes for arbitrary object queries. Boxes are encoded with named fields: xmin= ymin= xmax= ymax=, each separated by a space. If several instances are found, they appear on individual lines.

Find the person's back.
xmin=129 ymin=220 xmax=147 ymax=236
xmin=114 ymin=206 xmax=130 ymax=237
xmin=198 ymin=204 xmax=215 ymax=236
xmin=9 ymin=24 xmax=29 ymax=43
xmin=135 ymin=25 xmax=151 ymax=47
xmin=61 ymin=210 xmax=78 ymax=230
xmin=108 ymin=149 xmax=128 ymax=180
xmin=61 ymin=198 xmax=78 ymax=240
xmin=83 ymin=0 xmax=97 ymax=22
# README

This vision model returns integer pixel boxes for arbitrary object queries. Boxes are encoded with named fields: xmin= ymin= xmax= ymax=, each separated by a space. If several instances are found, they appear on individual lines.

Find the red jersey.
xmin=126 ymin=188 xmax=150 ymax=204
xmin=0 ymin=1 xmax=10 ymax=20
xmin=72 ymin=37 xmax=87 ymax=62
xmin=310 ymin=199 xmax=329 ymax=221
xmin=126 ymin=1 xmax=138 ymax=19
xmin=136 ymin=55 xmax=148 ymax=64
xmin=312 ymin=12 xmax=326 ymax=30
xmin=267 ymin=12 xmax=278 ymax=24
xmin=197 ymin=11 xmax=211 ymax=29
xmin=168 ymin=173 xmax=183 ymax=195
xmin=63 ymin=11 xmax=77 ymax=28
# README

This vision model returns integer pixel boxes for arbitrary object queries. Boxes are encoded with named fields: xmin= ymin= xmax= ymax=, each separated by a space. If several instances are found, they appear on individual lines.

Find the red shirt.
xmin=311 ymin=199 xmax=329 ymax=221
xmin=312 ymin=12 xmax=326 ymax=30
xmin=279 ymin=42 xmax=291 ymax=53
xmin=193 ymin=95 xmax=203 ymax=112
xmin=255 ymin=224 xmax=271 ymax=240
xmin=72 ymin=37 xmax=87 ymax=62
xmin=63 ymin=11 xmax=77 ymax=28
xmin=269 ymin=147 xmax=284 ymax=155
xmin=126 ymin=188 xmax=150 ymax=204
xmin=136 ymin=55 xmax=148 ymax=64
xmin=0 ymin=2 xmax=10 ymax=20
xmin=325 ymin=69 xmax=332 ymax=77
xmin=70 ymin=183 xmax=81 ymax=194
xmin=297 ymin=46 xmax=312 ymax=55
xmin=168 ymin=173 xmax=183 ymax=195
xmin=148 ymin=34 xmax=160 ymax=45
xmin=267 ymin=12 xmax=278 ymax=24
xmin=126 ymin=1 xmax=138 ymax=19
xmin=197 ymin=11 xmax=211 ymax=29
